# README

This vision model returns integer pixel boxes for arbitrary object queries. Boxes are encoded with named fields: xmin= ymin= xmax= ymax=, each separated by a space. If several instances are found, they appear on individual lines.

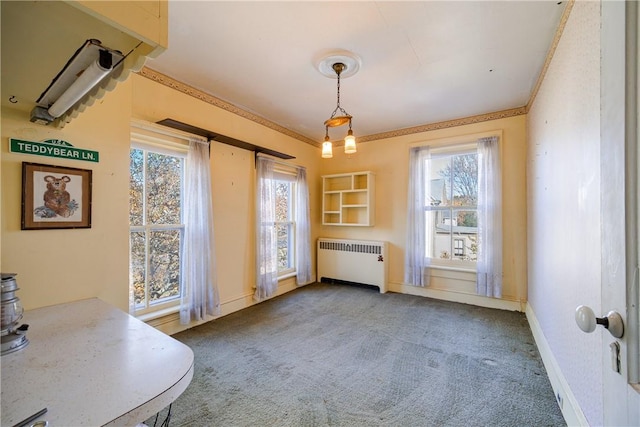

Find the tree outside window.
xmin=275 ymin=180 xmax=295 ymax=274
xmin=129 ymin=147 xmax=185 ymax=314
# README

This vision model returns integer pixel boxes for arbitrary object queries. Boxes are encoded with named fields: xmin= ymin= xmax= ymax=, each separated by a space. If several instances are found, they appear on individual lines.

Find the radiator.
xmin=317 ymin=238 xmax=388 ymax=293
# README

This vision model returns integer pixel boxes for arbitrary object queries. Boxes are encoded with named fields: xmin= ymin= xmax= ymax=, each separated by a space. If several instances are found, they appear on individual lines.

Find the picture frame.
xmin=21 ymin=162 xmax=92 ymax=230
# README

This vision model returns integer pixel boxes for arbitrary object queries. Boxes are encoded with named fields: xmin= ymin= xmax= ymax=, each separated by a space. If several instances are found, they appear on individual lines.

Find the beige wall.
xmin=319 ymin=115 xmax=528 ymax=310
xmin=132 ymin=74 xmax=322 ymax=333
xmin=1 ymin=67 xmax=527 ymax=336
xmin=0 ymin=73 xmax=322 ymax=331
xmin=1 ymin=79 xmax=133 ymax=312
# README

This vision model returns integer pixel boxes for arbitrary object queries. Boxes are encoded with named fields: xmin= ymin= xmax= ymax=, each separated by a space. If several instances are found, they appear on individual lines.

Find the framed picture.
xmin=21 ymin=162 xmax=92 ymax=230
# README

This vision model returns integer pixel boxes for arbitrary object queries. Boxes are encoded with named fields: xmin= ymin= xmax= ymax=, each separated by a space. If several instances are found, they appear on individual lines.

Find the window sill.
xmin=278 ymin=271 xmax=297 ymax=281
xmin=428 ymin=264 xmax=476 ymax=274
xmin=136 ymin=304 xmax=180 ymax=322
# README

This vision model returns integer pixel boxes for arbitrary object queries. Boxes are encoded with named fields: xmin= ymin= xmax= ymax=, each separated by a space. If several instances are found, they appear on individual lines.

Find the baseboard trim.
xmin=388 ymin=282 xmax=524 ymax=311
xmin=150 ymin=277 xmax=302 ymax=336
xmin=525 ymin=302 xmax=588 ymax=426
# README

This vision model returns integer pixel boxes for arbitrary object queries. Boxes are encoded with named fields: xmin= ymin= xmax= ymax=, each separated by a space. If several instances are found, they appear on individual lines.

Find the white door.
xmin=600 ymin=2 xmax=640 ymax=425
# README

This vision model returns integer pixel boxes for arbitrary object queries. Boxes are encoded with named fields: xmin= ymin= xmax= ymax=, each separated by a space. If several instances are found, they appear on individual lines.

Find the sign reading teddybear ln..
xmin=9 ymin=138 xmax=99 ymax=163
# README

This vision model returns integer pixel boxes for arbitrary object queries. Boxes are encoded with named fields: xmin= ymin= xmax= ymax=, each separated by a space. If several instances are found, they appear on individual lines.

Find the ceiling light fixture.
xmin=323 ymin=62 xmax=355 ymax=158
xmin=317 ymin=50 xmax=360 ymax=159
xmin=30 ymin=39 xmax=123 ymax=125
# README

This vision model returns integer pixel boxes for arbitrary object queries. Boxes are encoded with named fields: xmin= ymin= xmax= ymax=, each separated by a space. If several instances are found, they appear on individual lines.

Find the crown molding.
xmin=356 ymin=107 xmax=527 ymax=143
xmin=527 ymin=0 xmax=574 ymax=112
xmin=139 ymin=67 xmax=527 ymax=147
xmin=138 ymin=67 xmax=320 ymax=147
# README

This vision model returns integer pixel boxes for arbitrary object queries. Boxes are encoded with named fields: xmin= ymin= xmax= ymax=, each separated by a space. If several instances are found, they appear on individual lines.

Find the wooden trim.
xmin=138 ymin=67 xmax=319 ymax=147
xmin=527 ymin=0 xmax=575 ymax=112
xmin=138 ymin=67 xmax=529 ymax=146
xmin=526 ymin=302 xmax=588 ymax=426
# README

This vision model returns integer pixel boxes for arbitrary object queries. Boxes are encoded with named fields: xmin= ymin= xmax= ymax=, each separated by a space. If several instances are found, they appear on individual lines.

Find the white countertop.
xmin=1 ymin=298 xmax=194 ymax=426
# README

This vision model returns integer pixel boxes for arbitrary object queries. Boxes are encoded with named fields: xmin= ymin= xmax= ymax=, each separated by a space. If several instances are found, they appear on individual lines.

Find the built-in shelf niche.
xmin=322 ymin=171 xmax=375 ymax=226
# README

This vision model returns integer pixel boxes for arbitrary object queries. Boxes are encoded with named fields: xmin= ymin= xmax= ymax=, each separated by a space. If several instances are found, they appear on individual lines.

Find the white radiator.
xmin=317 ymin=238 xmax=388 ymax=293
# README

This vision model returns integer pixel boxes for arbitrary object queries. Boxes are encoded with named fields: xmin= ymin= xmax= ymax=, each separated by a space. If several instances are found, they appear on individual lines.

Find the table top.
xmin=1 ymin=298 xmax=194 ymax=427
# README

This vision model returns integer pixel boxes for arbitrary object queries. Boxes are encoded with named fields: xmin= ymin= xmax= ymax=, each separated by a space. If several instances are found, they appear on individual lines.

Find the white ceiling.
xmin=147 ymin=1 xmax=567 ymax=144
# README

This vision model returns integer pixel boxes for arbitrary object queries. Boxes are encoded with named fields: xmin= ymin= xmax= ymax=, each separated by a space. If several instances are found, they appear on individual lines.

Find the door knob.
xmin=575 ymin=305 xmax=624 ymax=338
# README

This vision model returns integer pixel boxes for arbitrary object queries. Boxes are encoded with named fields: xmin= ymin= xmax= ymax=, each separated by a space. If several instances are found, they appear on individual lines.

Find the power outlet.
xmin=556 ymin=391 xmax=563 ymax=409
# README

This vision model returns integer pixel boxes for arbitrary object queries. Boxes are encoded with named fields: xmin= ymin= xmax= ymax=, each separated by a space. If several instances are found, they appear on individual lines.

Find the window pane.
xmin=146 ymin=152 xmax=183 ymax=224
xmin=455 ymin=209 xmax=478 ymax=227
xmin=434 ymin=210 xmax=453 ymax=259
xmin=453 ymin=210 xmax=478 ymax=261
xmin=148 ymin=229 xmax=181 ymax=304
xmin=429 ymin=157 xmax=451 ymax=206
xmin=452 ymin=153 xmax=478 ymax=206
xmin=129 ymin=148 xmax=144 ymax=226
xmin=276 ymin=223 xmax=293 ymax=270
xmin=427 ymin=151 xmax=479 ymax=263
xmin=275 ymin=182 xmax=291 ymax=222
xmin=130 ymin=231 xmax=146 ymax=308
xmin=425 ymin=210 xmax=437 ymax=258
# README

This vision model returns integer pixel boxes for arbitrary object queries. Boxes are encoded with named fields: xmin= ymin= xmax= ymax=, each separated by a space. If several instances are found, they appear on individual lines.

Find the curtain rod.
xmin=131 ymin=118 xmax=208 ymax=144
xmin=256 ymin=152 xmax=305 ymax=171
xmin=156 ymin=118 xmax=295 ymax=160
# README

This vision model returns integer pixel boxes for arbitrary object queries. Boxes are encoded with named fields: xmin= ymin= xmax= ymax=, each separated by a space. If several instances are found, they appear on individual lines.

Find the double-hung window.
xmin=274 ymin=171 xmax=296 ymax=277
xmin=129 ymin=143 xmax=186 ymax=317
xmin=255 ymin=155 xmax=311 ymax=301
xmin=406 ymin=136 xmax=500 ymax=295
xmin=426 ymin=144 xmax=478 ymax=267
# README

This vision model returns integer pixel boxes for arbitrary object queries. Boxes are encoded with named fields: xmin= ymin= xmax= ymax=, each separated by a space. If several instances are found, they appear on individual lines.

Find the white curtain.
xmin=476 ymin=136 xmax=502 ymax=297
xmin=295 ymin=167 xmax=313 ymax=285
xmin=255 ymin=157 xmax=279 ymax=301
xmin=404 ymin=146 xmax=431 ymax=287
xmin=180 ymin=139 xmax=220 ymax=324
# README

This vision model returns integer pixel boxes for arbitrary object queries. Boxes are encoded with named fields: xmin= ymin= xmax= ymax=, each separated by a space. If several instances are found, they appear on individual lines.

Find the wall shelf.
xmin=156 ymin=118 xmax=295 ymax=160
xmin=322 ymin=171 xmax=375 ymax=226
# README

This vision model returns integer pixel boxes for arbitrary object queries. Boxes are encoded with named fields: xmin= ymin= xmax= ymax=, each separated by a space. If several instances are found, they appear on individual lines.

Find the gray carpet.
xmin=148 ymin=282 xmax=565 ymax=427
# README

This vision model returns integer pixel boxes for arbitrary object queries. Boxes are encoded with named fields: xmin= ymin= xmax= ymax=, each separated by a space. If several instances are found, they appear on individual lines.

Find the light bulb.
xmin=322 ymin=140 xmax=333 ymax=158
xmin=48 ymin=58 xmax=112 ymax=118
xmin=344 ymin=130 xmax=356 ymax=154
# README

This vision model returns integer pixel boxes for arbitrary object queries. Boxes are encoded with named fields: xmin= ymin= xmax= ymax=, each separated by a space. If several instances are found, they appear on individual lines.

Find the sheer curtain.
xmin=295 ymin=167 xmax=312 ymax=285
xmin=476 ymin=136 xmax=502 ymax=297
xmin=255 ymin=157 xmax=279 ymax=301
xmin=404 ymin=146 xmax=431 ymax=287
xmin=180 ymin=138 xmax=220 ymax=324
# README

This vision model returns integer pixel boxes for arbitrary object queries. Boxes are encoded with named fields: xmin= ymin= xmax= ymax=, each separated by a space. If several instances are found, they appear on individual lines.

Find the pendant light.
xmin=322 ymin=126 xmax=333 ymax=158
xmin=317 ymin=51 xmax=360 ymax=158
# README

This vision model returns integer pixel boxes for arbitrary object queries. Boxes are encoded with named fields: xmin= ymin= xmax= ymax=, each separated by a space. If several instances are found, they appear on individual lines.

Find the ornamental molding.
xmin=527 ymin=0 xmax=574 ymax=112
xmin=356 ymin=107 xmax=527 ymax=144
xmin=139 ymin=68 xmax=528 ymax=147
xmin=138 ymin=67 xmax=319 ymax=147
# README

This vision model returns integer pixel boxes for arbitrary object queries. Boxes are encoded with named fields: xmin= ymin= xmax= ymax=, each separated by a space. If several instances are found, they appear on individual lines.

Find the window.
xmin=274 ymin=175 xmax=296 ymax=276
xmin=406 ymin=136 xmax=500 ymax=293
xmin=427 ymin=147 xmax=478 ymax=263
xmin=453 ymin=238 xmax=465 ymax=257
xmin=256 ymin=156 xmax=309 ymax=301
xmin=129 ymin=144 xmax=186 ymax=316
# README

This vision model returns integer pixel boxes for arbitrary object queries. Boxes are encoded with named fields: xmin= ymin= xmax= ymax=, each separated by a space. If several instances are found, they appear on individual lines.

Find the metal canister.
xmin=1 ymin=273 xmax=29 ymax=355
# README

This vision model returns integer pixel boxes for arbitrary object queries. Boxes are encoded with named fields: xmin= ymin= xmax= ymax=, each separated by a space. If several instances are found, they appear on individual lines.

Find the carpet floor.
xmin=147 ymin=282 xmax=565 ymax=427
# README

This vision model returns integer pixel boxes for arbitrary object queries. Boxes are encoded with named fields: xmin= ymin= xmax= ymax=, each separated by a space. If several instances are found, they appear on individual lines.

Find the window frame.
xmin=425 ymin=142 xmax=478 ymax=271
xmin=272 ymin=168 xmax=297 ymax=278
xmin=129 ymin=139 xmax=188 ymax=318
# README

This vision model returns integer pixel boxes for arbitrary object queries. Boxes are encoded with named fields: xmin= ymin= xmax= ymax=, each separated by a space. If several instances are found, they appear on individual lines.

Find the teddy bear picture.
xmin=37 ymin=175 xmax=78 ymax=218
xmin=22 ymin=162 xmax=92 ymax=230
